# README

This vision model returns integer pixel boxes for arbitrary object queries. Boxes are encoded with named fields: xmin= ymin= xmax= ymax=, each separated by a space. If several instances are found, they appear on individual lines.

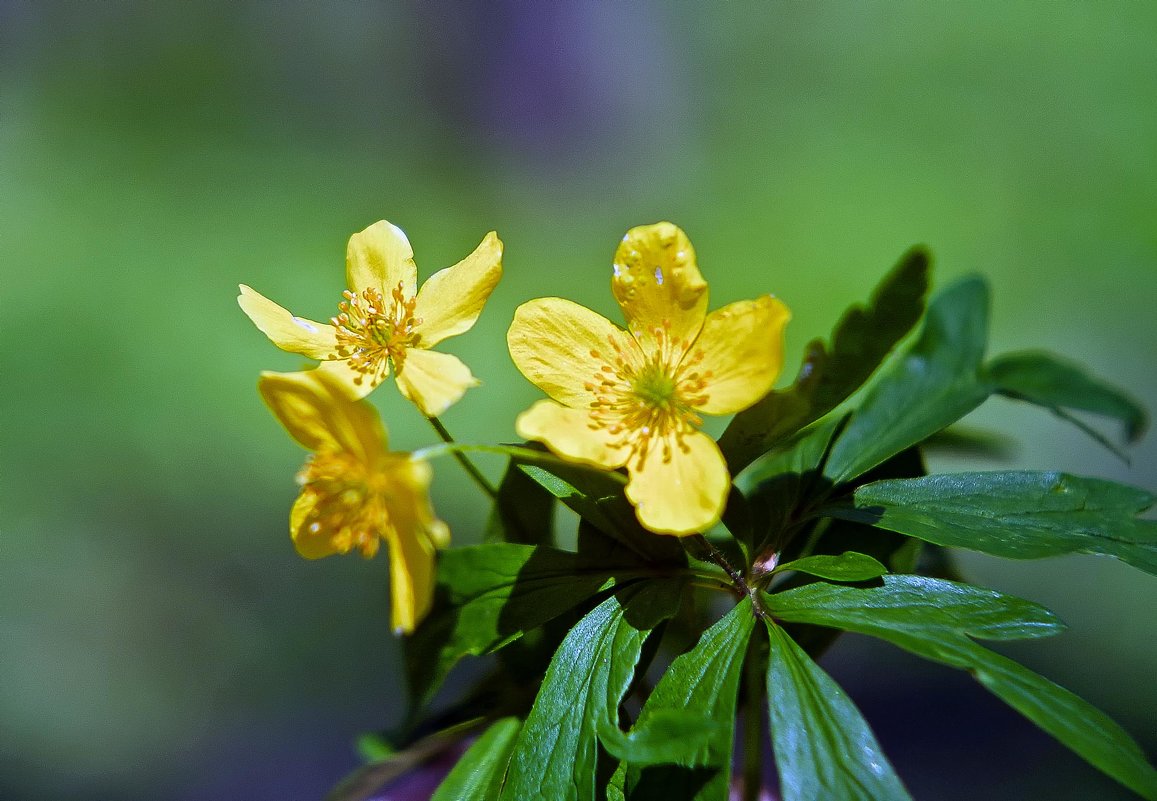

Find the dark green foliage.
xmin=388 ymin=248 xmax=1156 ymax=801
xmin=772 ymin=551 xmax=888 ymax=582
xmin=824 ymin=277 xmax=991 ymax=484
xmin=608 ymin=598 xmax=756 ymax=800
xmin=499 ymin=580 xmax=685 ymax=801
xmin=485 ymin=460 xmax=556 ymax=545
xmin=985 ymin=350 xmax=1148 ymax=445
xmin=832 ymin=472 xmax=1157 ymax=574
xmin=517 ymin=462 xmax=686 ymax=564
xmin=406 ymin=544 xmax=655 ymax=706
xmin=766 ymin=579 xmax=1157 ymax=799
xmin=720 ymin=247 xmax=930 ymax=472
xmin=765 ymin=621 xmax=912 ymax=801
xmin=430 ymin=718 xmax=522 ymax=801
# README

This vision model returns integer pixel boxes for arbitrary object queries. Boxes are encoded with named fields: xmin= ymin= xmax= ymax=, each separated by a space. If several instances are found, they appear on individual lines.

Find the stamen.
xmin=331 ymin=280 xmax=422 ymax=384
xmin=298 ymin=452 xmax=390 ymax=558
xmin=583 ymin=321 xmax=712 ymax=470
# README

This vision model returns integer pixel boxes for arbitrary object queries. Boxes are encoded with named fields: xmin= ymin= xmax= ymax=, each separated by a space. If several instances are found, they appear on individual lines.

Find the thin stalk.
xmin=425 ymin=416 xmax=499 ymax=500
xmin=742 ymin=639 xmax=765 ymax=801
xmin=691 ymin=535 xmax=773 ymax=620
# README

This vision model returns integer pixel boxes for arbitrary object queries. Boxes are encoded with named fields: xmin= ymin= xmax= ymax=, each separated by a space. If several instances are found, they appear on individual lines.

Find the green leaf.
xmin=765 ymin=579 xmax=1157 ymax=800
xmin=598 ymin=710 xmax=729 ymax=767
xmin=966 ymin=646 xmax=1157 ymax=801
xmin=485 ymin=459 xmax=556 ymax=545
xmin=823 ymin=277 xmax=991 ymax=485
xmin=326 ymin=718 xmax=484 ymax=801
xmin=985 ymin=350 xmax=1148 ymax=444
xmin=500 ymin=580 xmax=685 ymax=801
xmin=431 ymin=717 xmax=522 ymax=801
xmin=765 ymin=621 xmax=912 ymax=801
xmin=406 ymin=544 xmax=654 ymax=706
xmin=830 ymin=471 xmax=1157 ymax=575
xmin=734 ymin=415 xmax=846 ymax=558
xmin=608 ymin=598 xmax=756 ymax=800
xmin=773 ymin=551 xmax=888 ymax=582
xmin=720 ymin=247 xmax=930 ymax=472
xmin=766 ymin=575 xmax=1066 ymax=642
xmin=517 ymin=462 xmax=686 ymax=564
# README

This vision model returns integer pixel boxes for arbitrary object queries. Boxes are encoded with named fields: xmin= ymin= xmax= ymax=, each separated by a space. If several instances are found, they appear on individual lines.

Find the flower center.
xmin=585 ymin=324 xmax=713 ymax=468
xmin=331 ymin=281 xmax=422 ymax=386
xmin=297 ymin=452 xmax=388 ymax=558
xmin=631 ymin=363 xmax=678 ymax=409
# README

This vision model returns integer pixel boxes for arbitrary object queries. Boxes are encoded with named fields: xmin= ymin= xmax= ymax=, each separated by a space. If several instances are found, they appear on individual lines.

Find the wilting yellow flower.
xmin=240 ymin=220 xmax=502 ymax=416
xmin=258 ymin=370 xmax=450 ymax=634
xmin=507 ymin=222 xmax=790 ymax=535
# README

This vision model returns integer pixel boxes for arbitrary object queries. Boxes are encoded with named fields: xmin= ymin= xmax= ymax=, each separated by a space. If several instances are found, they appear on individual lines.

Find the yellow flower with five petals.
xmin=258 ymin=369 xmax=449 ymax=634
xmin=240 ymin=220 xmax=502 ymax=416
xmin=507 ymin=222 xmax=790 ymax=536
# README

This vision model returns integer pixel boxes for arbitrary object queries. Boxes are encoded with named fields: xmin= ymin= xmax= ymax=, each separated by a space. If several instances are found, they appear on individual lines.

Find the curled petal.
xmin=290 ymin=491 xmax=345 ymax=559
xmin=507 ymin=298 xmax=638 ymax=406
xmin=258 ymin=369 xmax=387 ymax=459
xmin=690 ymin=295 xmax=791 ymax=415
xmin=346 ymin=220 xmax=417 ymax=298
xmin=612 ymin=222 xmax=708 ymax=355
xmin=515 ymin=399 xmax=628 ymax=469
xmin=413 ymin=231 xmax=503 ymax=348
xmin=394 ymin=348 xmax=478 ymax=417
xmin=381 ymin=456 xmax=448 ymax=633
xmin=237 ymin=284 xmax=338 ymax=359
xmin=625 ymin=430 xmax=729 ymax=535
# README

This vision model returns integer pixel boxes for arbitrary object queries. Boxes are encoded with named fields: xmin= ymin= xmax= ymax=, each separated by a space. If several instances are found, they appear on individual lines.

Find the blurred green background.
xmin=2 ymin=3 xmax=1155 ymax=799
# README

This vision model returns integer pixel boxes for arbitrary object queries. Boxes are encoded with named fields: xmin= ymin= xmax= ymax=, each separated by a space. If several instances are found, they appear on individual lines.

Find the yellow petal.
xmin=394 ymin=347 xmax=478 ymax=417
xmin=690 ymin=295 xmax=791 ymax=415
xmin=315 ymin=357 xmax=388 ymax=401
xmin=625 ymin=430 xmax=729 ymax=535
xmin=507 ymin=298 xmax=638 ymax=406
xmin=515 ymin=399 xmax=628 ymax=469
xmin=381 ymin=456 xmax=447 ymax=633
xmin=258 ymin=369 xmax=387 ymax=459
xmin=412 ymin=231 xmax=503 ymax=348
xmin=289 ymin=490 xmax=365 ymax=559
xmin=237 ymin=284 xmax=338 ymax=359
xmin=612 ymin=222 xmax=708 ymax=354
xmin=346 ymin=220 xmax=418 ymax=298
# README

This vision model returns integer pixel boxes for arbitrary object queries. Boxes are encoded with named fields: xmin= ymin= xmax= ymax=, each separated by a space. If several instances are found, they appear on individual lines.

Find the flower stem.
xmin=692 ymin=535 xmax=750 ymax=595
xmin=426 ymin=416 xmax=499 ymax=500
xmin=742 ymin=638 xmax=765 ymax=801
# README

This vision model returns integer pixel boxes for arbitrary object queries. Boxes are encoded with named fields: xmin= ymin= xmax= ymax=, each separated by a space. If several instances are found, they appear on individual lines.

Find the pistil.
xmin=583 ymin=322 xmax=712 ymax=468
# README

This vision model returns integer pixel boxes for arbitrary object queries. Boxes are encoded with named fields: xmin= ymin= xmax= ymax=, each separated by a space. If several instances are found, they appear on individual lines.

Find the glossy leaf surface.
xmin=721 ymin=247 xmax=929 ymax=472
xmin=406 ymin=543 xmax=652 ymax=705
xmin=431 ymin=718 xmax=522 ymax=801
xmin=832 ymin=472 xmax=1157 ymax=575
xmin=609 ymin=598 xmax=756 ymax=801
xmin=766 ymin=579 xmax=1157 ymax=799
xmin=823 ymin=277 xmax=990 ymax=484
xmin=500 ymin=580 xmax=684 ymax=801
xmin=766 ymin=622 xmax=911 ymax=801
xmin=985 ymin=350 xmax=1148 ymax=444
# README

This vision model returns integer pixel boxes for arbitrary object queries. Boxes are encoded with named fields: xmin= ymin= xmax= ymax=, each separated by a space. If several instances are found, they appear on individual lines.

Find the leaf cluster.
xmin=330 ymin=249 xmax=1156 ymax=801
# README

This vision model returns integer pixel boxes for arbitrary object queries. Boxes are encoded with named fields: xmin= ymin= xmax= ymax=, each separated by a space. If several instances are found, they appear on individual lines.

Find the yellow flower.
xmin=507 ymin=222 xmax=790 ymax=535
xmin=258 ymin=369 xmax=450 ymax=634
xmin=240 ymin=220 xmax=503 ymax=416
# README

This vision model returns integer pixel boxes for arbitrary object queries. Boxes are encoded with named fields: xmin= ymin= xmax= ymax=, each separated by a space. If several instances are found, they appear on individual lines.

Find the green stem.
xmin=742 ymin=637 xmax=765 ymax=801
xmin=425 ymin=416 xmax=499 ymax=500
xmin=692 ymin=536 xmax=750 ymax=594
xmin=412 ymin=442 xmax=629 ymax=487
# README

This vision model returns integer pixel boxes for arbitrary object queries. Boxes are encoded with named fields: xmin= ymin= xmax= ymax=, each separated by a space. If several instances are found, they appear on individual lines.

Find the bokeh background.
xmin=3 ymin=3 xmax=1156 ymax=799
